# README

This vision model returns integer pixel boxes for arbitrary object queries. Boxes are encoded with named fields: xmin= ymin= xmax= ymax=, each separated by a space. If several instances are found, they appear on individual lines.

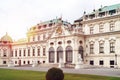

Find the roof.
xmin=0 ymin=33 xmax=13 ymax=42
xmin=39 ymin=18 xmax=70 ymax=25
xmin=100 ymin=3 xmax=120 ymax=12
xmin=91 ymin=3 xmax=120 ymax=14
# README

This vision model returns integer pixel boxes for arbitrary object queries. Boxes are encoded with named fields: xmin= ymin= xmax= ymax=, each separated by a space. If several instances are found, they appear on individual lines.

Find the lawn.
xmin=0 ymin=68 xmax=120 ymax=80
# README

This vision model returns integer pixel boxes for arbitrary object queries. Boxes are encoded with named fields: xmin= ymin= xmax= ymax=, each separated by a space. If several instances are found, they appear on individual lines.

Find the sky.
xmin=0 ymin=0 xmax=120 ymax=41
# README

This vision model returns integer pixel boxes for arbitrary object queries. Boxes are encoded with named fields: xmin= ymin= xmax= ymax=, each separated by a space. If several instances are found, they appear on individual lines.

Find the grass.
xmin=0 ymin=68 xmax=120 ymax=80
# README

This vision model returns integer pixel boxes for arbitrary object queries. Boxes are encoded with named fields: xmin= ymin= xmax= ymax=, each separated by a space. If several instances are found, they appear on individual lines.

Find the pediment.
xmin=50 ymin=25 xmax=71 ymax=38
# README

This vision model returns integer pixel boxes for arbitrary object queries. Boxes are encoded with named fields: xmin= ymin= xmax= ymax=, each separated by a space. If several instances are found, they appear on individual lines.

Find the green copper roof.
xmin=100 ymin=3 xmax=120 ymax=12
xmin=39 ymin=18 xmax=70 ymax=25
xmin=90 ymin=3 xmax=120 ymax=14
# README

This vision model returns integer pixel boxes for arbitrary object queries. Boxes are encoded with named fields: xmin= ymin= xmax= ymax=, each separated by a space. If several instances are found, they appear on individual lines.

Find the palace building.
xmin=0 ymin=3 xmax=120 ymax=68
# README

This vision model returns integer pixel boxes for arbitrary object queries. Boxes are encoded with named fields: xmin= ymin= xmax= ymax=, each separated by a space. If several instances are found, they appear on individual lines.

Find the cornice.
xmin=85 ymin=31 xmax=120 ymax=37
xmin=81 ymin=14 xmax=120 ymax=24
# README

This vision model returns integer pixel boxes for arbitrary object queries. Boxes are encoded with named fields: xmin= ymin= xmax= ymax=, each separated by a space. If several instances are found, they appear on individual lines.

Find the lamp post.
xmin=115 ymin=54 xmax=117 ymax=68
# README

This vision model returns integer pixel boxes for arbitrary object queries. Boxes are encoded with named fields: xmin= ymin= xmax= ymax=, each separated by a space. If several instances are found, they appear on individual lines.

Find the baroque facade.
xmin=0 ymin=3 xmax=120 ymax=68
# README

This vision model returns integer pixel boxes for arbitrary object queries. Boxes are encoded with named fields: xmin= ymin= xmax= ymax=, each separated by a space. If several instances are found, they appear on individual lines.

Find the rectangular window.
xmin=11 ymin=50 xmax=13 ymax=57
xmin=99 ymin=60 xmax=104 ymax=65
xmin=99 ymin=43 xmax=104 ymax=53
xmin=23 ymin=49 xmax=26 ymax=56
xmin=38 ymin=48 xmax=40 ymax=56
xmin=15 ymin=50 xmax=17 ymax=57
xmin=28 ymin=49 xmax=30 ymax=56
xmin=90 ymin=27 xmax=93 ymax=34
xmin=43 ymin=48 xmax=46 ymax=56
xmin=3 ymin=61 xmax=6 ymax=64
xmin=33 ymin=48 xmax=35 ymax=56
xmin=99 ymin=24 xmax=104 ymax=32
xmin=90 ymin=44 xmax=94 ymax=54
xmin=19 ymin=50 xmax=21 ymax=57
xmin=110 ymin=23 xmax=115 ymax=31
xmin=110 ymin=42 xmax=115 ymax=53
xmin=90 ymin=60 xmax=94 ymax=65
xmin=110 ymin=60 xmax=114 ymax=65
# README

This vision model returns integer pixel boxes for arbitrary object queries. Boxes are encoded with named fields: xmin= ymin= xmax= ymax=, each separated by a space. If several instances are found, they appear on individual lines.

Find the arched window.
xmin=49 ymin=47 xmax=55 ymax=63
xmin=78 ymin=46 xmax=84 ymax=59
xmin=57 ymin=46 xmax=63 ymax=63
xmin=66 ymin=46 xmax=73 ymax=63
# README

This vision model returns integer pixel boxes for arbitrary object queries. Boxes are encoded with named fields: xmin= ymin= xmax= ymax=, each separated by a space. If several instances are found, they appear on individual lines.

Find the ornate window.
xmin=15 ymin=50 xmax=17 ymax=57
xmin=99 ymin=23 xmax=104 ymax=32
xmin=37 ymin=48 xmax=40 ymax=56
xmin=110 ymin=42 xmax=115 ymax=53
xmin=23 ymin=49 xmax=26 ymax=56
xmin=66 ymin=46 xmax=73 ymax=63
xmin=49 ymin=47 xmax=55 ymax=63
xmin=109 ymin=21 xmax=115 ymax=31
xmin=28 ymin=48 xmax=30 ymax=56
xmin=57 ymin=46 xmax=63 ymax=63
xmin=32 ymin=48 xmax=35 ymax=56
xmin=19 ymin=50 xmax=21 ymax=57
xmin=90 ymin=43 xmax=94 ymax=54
xmin=43 ymin=47 xmax=46 ymax=56
xmin=99 ymin=42 xmax=104 ymax=53
xmin=90 ymin=27 xmax=94 ymax=34
xmin=99 ymin=60 xmax=104 ymax=65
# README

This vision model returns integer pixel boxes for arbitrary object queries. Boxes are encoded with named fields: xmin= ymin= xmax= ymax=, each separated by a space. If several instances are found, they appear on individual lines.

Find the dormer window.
xmin=43 ymin=25 xmax=47 ymax=28
xmin=49 ymin=23 xmax=52 ymax=27
xmin=109 ymin=9 xmax=116 ymax=15
xmin=67 ymin=40 xmax=71 ymax=44
xmin=50 ymin=42 xmax=54 ymax=45
xmin=58 ymin=41 xmax=62 ymax=45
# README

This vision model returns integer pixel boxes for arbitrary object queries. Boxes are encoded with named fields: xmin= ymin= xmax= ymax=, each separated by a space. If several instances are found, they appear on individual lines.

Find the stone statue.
xmin=77 ymin=54 xmax=82 ymax=63
xmin=75 ymin=54 xmax=83 ymax=69
xmin=58 ymin=58 xmax=64 ymax=68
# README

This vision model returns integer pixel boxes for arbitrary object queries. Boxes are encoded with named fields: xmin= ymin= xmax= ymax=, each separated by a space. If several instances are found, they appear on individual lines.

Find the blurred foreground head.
xmin=46 ymin=67 xmax=64 ymax=80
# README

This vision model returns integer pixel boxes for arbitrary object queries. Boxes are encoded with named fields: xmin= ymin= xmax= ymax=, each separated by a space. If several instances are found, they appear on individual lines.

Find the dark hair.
xmin=46 ymin=67 xmax=64 ymax=80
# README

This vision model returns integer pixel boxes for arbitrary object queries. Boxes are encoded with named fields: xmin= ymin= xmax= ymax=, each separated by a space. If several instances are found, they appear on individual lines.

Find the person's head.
xmin=46 ymin=67 xmax=64 ymax=80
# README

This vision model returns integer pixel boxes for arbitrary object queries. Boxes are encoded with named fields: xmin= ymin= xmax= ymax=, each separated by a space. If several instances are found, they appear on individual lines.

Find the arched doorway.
xmin=49 ymin=47 xmax=55 ymax=63
xmin=66 ymin=46 xmax=73 ymax=63
xmin=57 ymin=46 xmax=63 ymax=63
xmin=78 ymin=46 xmax=84 ymax=60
